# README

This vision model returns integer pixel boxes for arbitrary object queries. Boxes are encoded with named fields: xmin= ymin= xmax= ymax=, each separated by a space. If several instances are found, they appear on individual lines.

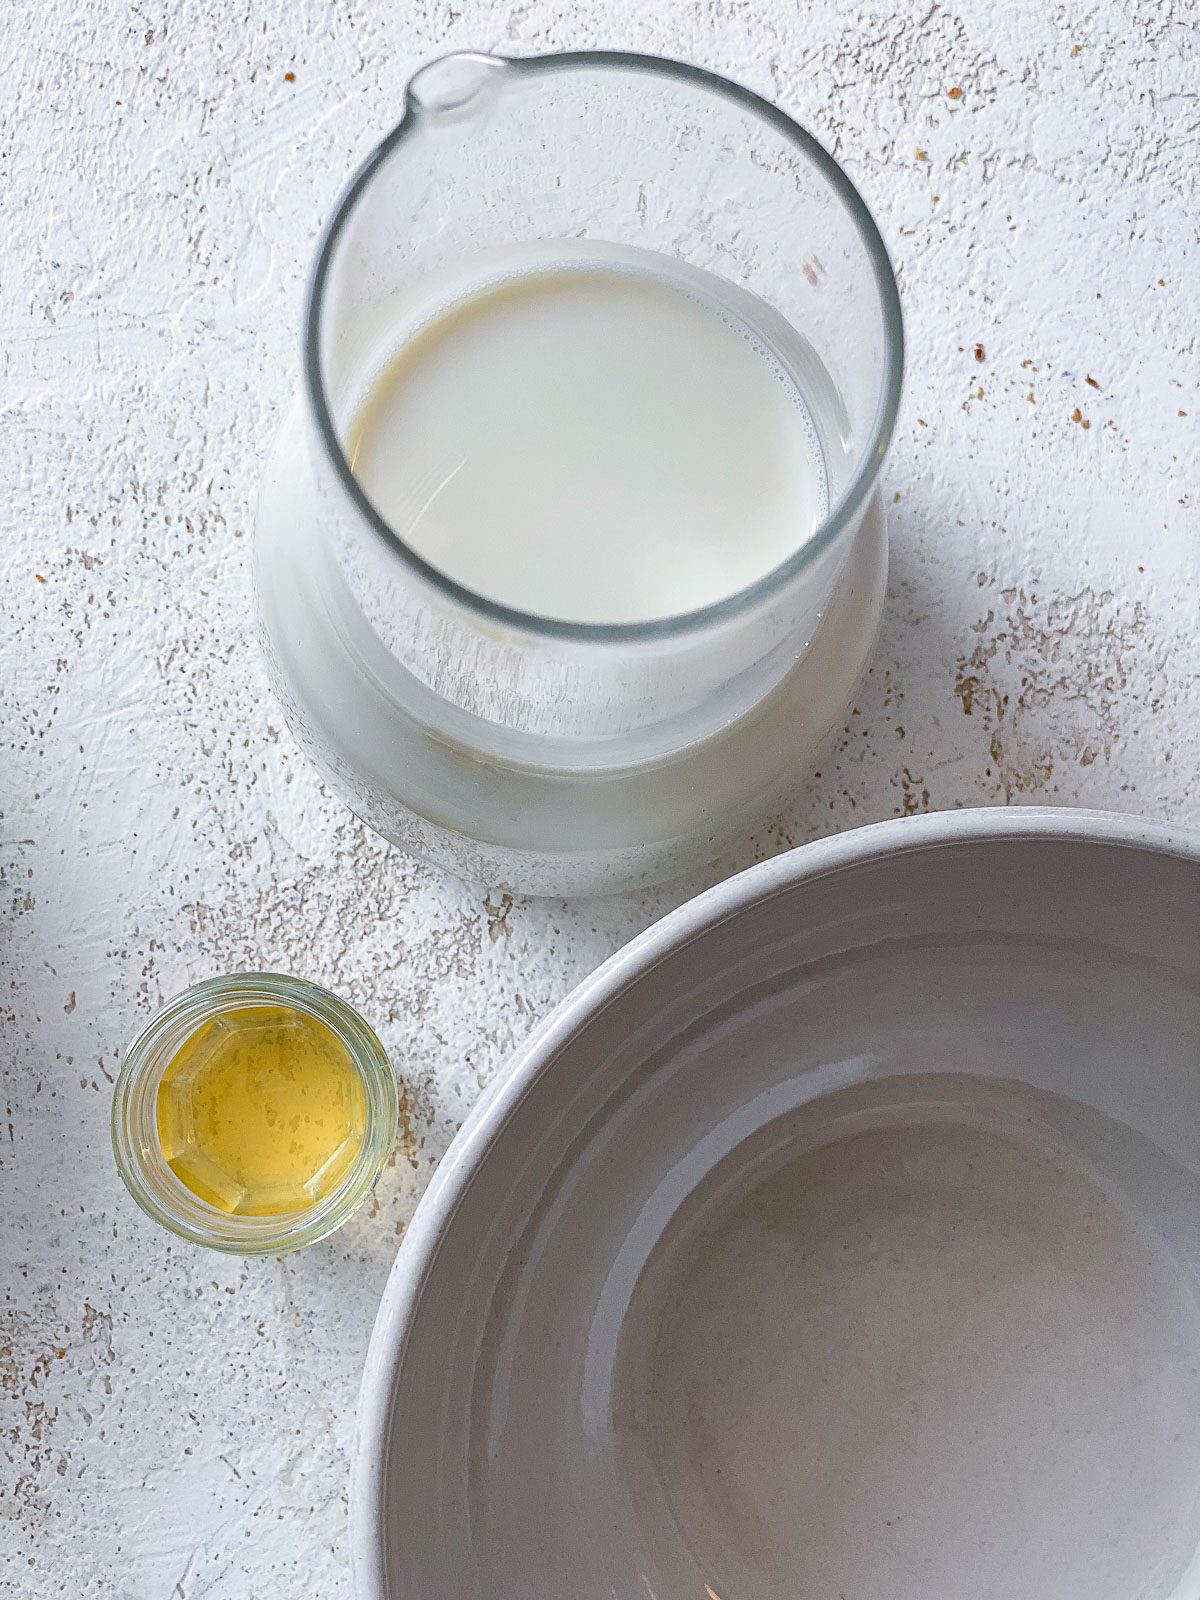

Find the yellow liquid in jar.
xmin=155 ymin=1005 xmax=367 ymax=1216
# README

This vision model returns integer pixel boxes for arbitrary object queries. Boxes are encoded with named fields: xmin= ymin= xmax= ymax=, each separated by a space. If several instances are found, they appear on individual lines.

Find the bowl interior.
xmin=360 ymin=822 xmax=1200 ymax=1600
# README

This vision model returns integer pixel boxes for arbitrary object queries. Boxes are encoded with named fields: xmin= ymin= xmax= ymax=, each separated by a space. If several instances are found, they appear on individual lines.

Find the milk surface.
xmin=346 ymin=252 xmax=829 ymax=625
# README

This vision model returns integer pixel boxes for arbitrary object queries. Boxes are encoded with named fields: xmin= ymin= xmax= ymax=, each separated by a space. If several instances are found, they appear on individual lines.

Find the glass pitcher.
xmin=254 ymin=51 xmax=903 ymax=896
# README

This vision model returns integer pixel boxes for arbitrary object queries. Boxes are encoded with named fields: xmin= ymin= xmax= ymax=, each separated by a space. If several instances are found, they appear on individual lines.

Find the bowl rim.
xmin=352 ymin=804 xmax=1200 ymax=1596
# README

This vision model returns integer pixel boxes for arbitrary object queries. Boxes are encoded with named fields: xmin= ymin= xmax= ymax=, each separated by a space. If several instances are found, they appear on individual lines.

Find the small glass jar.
xmin=111 ymin=973 xmax=398 ymax=1254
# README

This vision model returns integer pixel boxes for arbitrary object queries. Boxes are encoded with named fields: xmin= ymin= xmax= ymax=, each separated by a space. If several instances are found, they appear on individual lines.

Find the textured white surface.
xmin=0 ymin=2 xmax=1196 ymax=1595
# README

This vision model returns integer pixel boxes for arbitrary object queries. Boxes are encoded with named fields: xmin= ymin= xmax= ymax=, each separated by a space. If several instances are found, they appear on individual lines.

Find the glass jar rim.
xmin=303 ymin=48 xmax=905 ymax=645
xmin=111 ymin=973 xmax=399 ymax=1255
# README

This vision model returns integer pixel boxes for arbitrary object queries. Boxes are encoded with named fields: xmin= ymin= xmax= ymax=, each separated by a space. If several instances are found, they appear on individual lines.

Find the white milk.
xmin=255 ymin=244 xmax=887 ymax=891
xmin=344 ymin=253 xmax=828 ymax=625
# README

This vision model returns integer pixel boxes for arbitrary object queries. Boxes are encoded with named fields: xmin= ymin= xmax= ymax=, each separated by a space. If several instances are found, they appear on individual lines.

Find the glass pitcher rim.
xmin=303 ymin=48 xmax=905 ymax=644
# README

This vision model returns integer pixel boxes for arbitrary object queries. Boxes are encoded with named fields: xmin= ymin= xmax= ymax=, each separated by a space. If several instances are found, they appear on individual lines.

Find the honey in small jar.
xmin=156 ymin=1005 xmax=368 ymax=1215
xmin=112 ymin=974 xmax=397 ymax=1252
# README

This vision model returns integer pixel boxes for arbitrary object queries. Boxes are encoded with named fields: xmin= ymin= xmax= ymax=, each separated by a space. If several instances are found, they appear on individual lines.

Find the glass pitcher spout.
xmin=406 ymin=52 xmax=510 ymax=121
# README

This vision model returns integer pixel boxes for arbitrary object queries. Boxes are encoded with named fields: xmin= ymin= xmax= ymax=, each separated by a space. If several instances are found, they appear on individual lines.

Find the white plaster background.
xmin=1 ymin=0 xmax=1196 ymax=1594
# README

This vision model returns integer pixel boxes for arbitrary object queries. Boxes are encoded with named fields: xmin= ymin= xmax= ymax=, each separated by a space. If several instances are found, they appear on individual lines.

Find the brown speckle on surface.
xmin=1086 ymin=375 xmax=1100 ymax=389
xmin=283 ymin=70 xmax=295 ymax=81
xmin=484 ymin=891 xmax=514 ymax=942
xmin=391 ymin=1074 xmax=435 ymax=1171
xmin=953 ymin=584 xmax=1159 ymax=800
xmin=974 ymin=343 xmax=985 ymax=362
xmin=947 ymin=85 xmax=963 ymax=99
xmin=1071 ymin=407 xmax=1082 ymax=423
xmin=954 ymin=667 xmax=978 ymax=715
xmin=895 ymin=767 xmax=931 ymax=815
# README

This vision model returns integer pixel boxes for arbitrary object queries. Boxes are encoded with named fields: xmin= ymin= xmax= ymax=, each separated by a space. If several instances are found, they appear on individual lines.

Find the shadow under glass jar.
xmin=111 ymin=974 xmax=398 ymax=1254
xmin=254 ymin=51 xmax=904 ymax=896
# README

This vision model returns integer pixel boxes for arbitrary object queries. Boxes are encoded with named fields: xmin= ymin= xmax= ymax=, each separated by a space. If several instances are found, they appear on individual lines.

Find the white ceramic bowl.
xmin=355 ymin=809 xmax=1200 ymax=1600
